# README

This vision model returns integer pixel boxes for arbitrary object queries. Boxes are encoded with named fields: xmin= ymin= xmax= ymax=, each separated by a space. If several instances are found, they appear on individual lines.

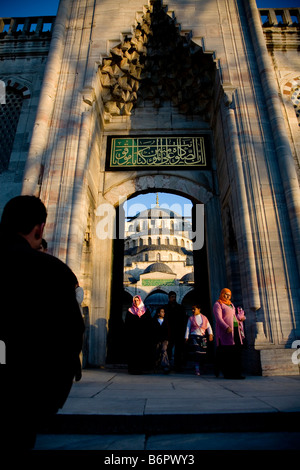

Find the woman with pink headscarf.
xmin=125 ymin=295 xmax=154 ymax=374
xmin=213 ymin=288 xmax=246 ymax=379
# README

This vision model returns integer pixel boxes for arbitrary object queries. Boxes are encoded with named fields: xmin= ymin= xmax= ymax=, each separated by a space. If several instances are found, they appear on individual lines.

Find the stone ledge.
xmin=260 ymin=349 xmax=300 ymax=376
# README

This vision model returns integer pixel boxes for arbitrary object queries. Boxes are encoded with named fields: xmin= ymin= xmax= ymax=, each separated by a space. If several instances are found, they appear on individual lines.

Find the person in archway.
xmin=153 ymin=307 xmax=170 ymax=373
xmin=0 ymin=195 xmax=84 ymax=449
xmin=213 ymin=288 xmax=246 ymax=379
xmin=124 ymin=295 xmax=154 ymax=374
xmin=164 ymin=291 xmax=188 ymax=372
xmin=185 ymin=304 xmax=213 ymax=376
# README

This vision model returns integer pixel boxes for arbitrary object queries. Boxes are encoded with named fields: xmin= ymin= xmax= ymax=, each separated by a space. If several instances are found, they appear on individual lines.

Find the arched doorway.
xmin=86 ymin=0 xmax=229 ymax=367
xmin=144 ymin=290 xmax=169 ymax=316
xmin=105 ymin=183 xmax=224 ymax=365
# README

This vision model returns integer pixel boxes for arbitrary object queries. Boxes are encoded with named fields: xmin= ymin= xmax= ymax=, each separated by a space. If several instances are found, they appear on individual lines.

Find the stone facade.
xmin=0 ymin=1 xmax=300 ymax=375
xmin=0 ymin=16 xmax=55 ymax=206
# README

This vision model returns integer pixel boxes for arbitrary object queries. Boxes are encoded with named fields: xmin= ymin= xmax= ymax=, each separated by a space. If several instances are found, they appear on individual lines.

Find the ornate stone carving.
xmin=99 ymin=1 xmax=216 ymax=118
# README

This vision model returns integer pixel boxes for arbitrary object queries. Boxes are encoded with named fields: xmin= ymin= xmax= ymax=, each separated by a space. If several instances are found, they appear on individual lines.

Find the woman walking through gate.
xmin=125 ymin=295 xmax=154 ymax=374
xmin=213 ymin=288 xmax=246 ymax=379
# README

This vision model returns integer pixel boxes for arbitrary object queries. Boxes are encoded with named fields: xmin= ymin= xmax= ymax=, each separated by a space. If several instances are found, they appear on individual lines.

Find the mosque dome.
xmin=144 ymin=291 xmax=169 ymax=307
xmin=180 ymin=272 xmax=194 ymax=283
xmin=128 ymin=206 xmax=181 ymax=221
xmin=143 ymin=262 xmax=174 ymax=275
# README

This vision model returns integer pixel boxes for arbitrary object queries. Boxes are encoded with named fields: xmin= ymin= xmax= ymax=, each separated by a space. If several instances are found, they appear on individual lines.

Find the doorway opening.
xmin=106 ymin=191 xmax=211 ymax=365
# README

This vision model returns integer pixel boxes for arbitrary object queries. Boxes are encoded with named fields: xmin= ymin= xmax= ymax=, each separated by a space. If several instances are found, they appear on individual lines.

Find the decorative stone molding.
xmin=103 ymin=174 xmax=213 ymax=208
xmin=82 ymin=86 xmax=96 ymax=106
xmin=255 ymin=321 xmax=270 ymax=348
xmin=258 ymin=8 xmax=300 ymax=28
xmin=222 ymin=83 xmax=236 ymax=108
xmin=0 ymin=16 xmax=55 ymax=38
xmin=0 ymin=78 xmax=31 ymax=98
xmin=258 ymin=8 xmax=300 ymax=51
xmin=281 ymin=76 xmax=300 ymax=126
xmin=99 ymin=1 xmax=216 ymax=120
xmin=282 ymin=77 xmax=300 ymax=97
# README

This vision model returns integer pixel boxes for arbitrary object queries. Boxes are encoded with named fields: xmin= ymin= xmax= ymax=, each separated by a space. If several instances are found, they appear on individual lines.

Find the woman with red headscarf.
xmin=213 ymin=288 xmax=246 ymax=379
xmin=125 ymin=295 xmax=154 ymax=374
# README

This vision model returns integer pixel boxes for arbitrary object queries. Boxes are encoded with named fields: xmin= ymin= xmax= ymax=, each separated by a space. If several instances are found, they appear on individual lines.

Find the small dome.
xmin=130 ymin=207 xmax=178 ymax=220
xmin=145 ymin=291 xmax=169 ymax=306
xmin=180 ymin=272 xmax=194 ymax=283
xmin=143 ymin=262 xmax=174 ymax=275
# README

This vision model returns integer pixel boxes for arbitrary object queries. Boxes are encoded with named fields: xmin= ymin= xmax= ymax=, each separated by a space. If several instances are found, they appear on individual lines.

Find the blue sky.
xmin=0 ymin=1 xmax=299 ymax=18
xmin=124 ymin=193 xmax=193 ymax=219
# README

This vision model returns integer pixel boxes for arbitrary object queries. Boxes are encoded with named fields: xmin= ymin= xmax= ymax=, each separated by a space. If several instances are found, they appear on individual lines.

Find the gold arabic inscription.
xmin=109 ymin=137 xmax=207 ymax=168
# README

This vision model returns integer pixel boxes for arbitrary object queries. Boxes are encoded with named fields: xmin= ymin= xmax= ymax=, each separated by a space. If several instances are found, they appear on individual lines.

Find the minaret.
xmin=156 ymin=193 xmax=159 ymax=207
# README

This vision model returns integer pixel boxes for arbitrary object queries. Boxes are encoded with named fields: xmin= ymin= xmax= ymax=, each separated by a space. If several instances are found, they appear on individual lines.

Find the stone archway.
xmin=0 ymin=77 xmax=31 ymax=99
xmin=103 ymin=173 xmax=214 ymax=207
xmin=99 ymin=173 xmax=226 ymax=365
xmin=86 ymin=1 xmax=225 ymax=368
xmin=144 ymin=290 xmax=169 ymax=316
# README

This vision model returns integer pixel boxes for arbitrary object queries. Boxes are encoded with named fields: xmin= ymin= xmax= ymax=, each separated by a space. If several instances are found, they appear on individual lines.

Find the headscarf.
xmin=218 ymin=288 xmax=232 ymax=306
xmin=128 ymin=295 xmax=147 ymax=317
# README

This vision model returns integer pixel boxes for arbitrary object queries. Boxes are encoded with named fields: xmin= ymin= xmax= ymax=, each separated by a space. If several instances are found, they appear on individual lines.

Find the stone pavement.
xmin=34 ymin=368 xmax=300 ymax=451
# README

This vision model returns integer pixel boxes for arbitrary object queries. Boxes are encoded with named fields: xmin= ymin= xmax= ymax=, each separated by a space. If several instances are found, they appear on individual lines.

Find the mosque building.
xmin=123 ymin=195 xmax=195 ymax=316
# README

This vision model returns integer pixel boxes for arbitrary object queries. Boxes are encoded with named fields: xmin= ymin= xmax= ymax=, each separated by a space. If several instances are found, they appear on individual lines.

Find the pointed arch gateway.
xmin=90 ymin=0 xmax=229 ymax=366
xmin=88 ymin=0 xmax=240 ymax=368
xmin=104 ymin=178 xmax=224 ymax=364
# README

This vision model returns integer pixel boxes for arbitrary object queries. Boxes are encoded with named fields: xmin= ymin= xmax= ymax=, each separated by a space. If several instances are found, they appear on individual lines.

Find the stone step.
xmin=40 ymin=410 xmax=300 ymax=435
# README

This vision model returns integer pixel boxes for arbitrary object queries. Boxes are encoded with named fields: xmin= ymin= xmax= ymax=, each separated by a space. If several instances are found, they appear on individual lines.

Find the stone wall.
xmin=0 ymin=16 xmax=55 ymax=213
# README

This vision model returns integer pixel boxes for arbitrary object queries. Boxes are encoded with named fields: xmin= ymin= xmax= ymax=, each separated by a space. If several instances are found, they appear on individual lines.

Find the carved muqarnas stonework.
xmin=99 ymin=0 xmax=216 ymax=118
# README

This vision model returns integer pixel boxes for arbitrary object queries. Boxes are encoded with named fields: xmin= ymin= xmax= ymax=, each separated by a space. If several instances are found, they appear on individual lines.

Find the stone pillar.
xmin=66 ymin=102 xmax=93 ymax=275
xmin=243 ymin=0 xmax=300 ymax=279
xmin=21 ymin=0 xmax=72 ymax=196
xmin=88 ymin=194 xmax=115 ymax=366
xmin=223 ymin=87 xmax=261 ymax=313
xmin=21 ymin=18 xmax=31 ymax=36
xmin=35 ymin=18 xmax=44 ymax=35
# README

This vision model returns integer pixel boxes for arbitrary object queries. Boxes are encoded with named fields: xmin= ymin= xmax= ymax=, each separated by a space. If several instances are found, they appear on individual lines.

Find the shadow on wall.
xmin=87 ymin=317 xmax=108 ymax=368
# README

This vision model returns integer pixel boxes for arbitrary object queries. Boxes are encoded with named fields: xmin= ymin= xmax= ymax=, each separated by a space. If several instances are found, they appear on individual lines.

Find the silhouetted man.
xmin=0 ymin=195 xmax=84 ymax=450
xmin=164 ymin=291 xmax=187 ymax=371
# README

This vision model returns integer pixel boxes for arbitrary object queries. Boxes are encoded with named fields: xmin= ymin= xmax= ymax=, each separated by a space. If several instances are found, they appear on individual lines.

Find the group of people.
xmin=0 ymin=194 xmax=247 ymax=450
xmin=125 ymin=289 xmax=246 ymax=379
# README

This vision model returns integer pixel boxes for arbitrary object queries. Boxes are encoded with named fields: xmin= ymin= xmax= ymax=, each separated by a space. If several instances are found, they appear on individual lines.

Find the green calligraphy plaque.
xmin=107 ymin=136 xmax=210 ymax=170
xmin=142 ymin=279 xmax=175 ymax=286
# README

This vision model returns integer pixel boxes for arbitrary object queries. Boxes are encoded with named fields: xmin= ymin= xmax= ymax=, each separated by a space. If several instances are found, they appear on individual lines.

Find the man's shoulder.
xmin=37 ymin=252 xmax=77 ymax=284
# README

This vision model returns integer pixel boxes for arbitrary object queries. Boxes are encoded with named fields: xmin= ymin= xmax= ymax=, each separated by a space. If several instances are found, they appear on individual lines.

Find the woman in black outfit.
xmin=125 ymin=295 xmax=154 ymax=374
